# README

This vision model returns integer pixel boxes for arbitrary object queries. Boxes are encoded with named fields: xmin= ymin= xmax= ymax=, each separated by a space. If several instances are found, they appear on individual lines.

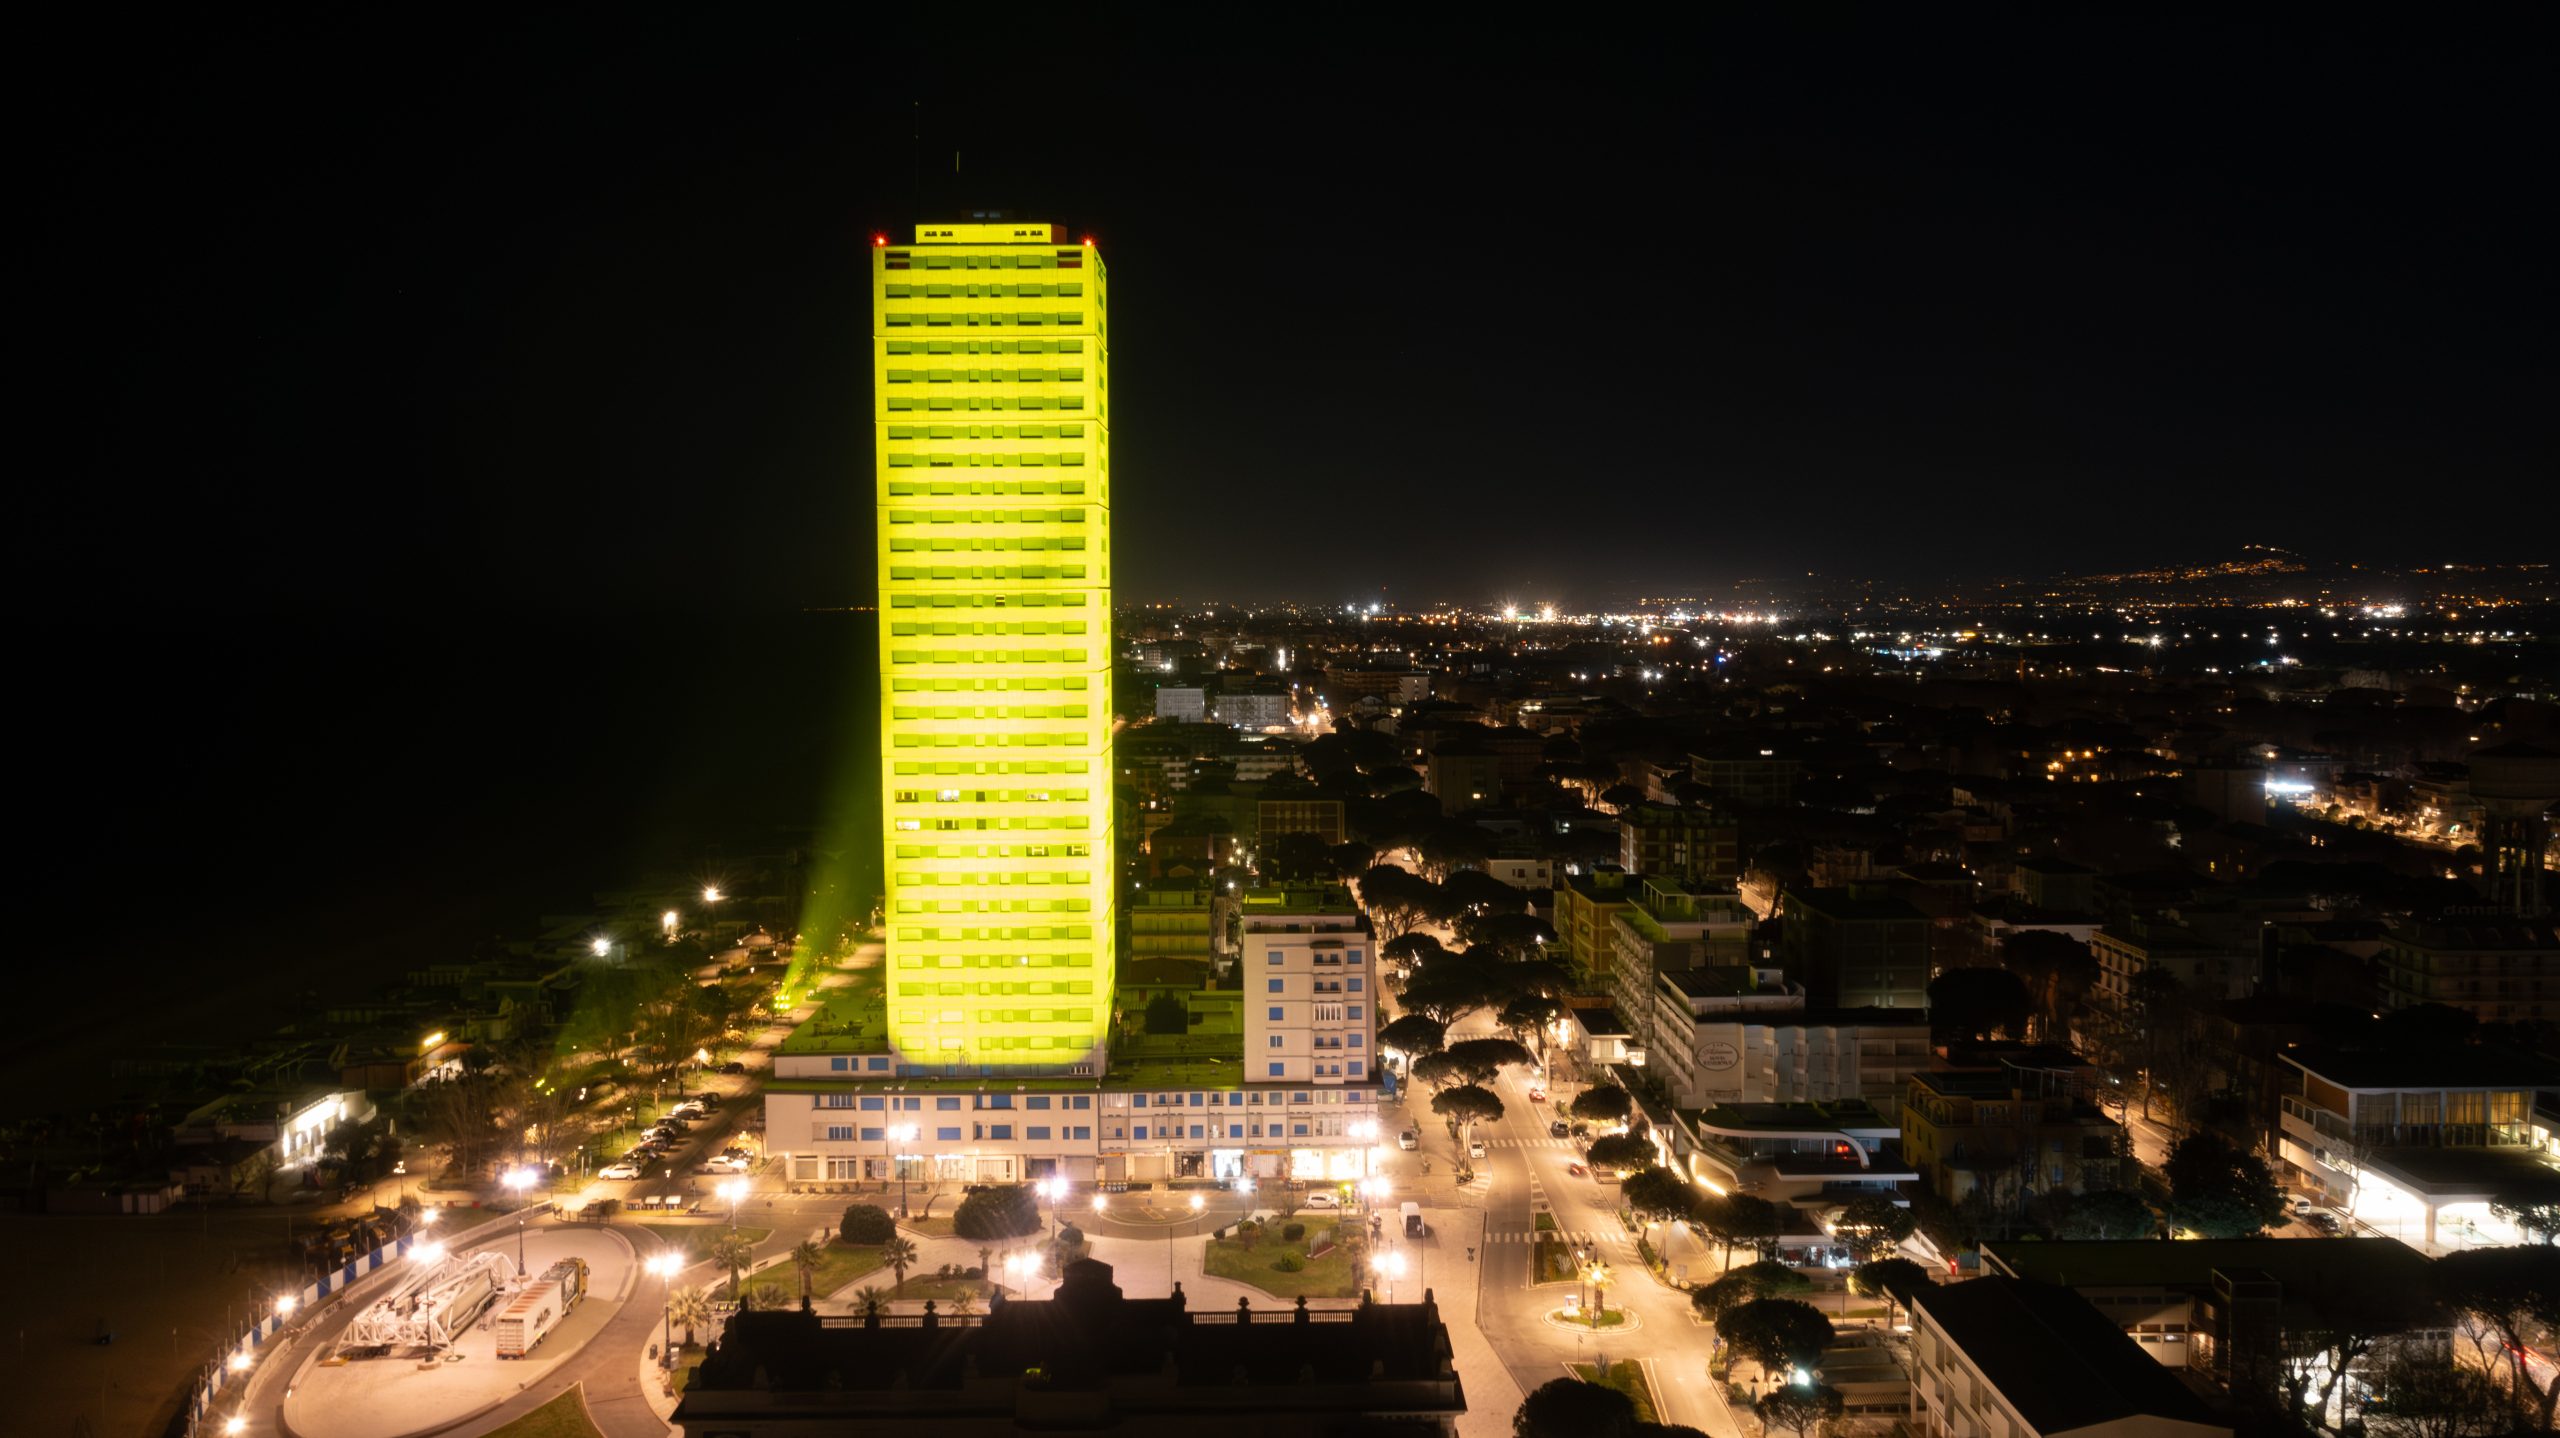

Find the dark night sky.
xmin=21 ymin=8 xmax=2558 ymax=617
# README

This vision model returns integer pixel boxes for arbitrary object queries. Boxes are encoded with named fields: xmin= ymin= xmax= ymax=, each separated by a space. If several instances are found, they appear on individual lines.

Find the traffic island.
xmin=1543 ymin=1304 xmax=1639 ymax=1333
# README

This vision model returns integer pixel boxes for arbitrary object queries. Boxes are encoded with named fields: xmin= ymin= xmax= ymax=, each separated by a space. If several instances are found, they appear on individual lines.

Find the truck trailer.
xmin=494 ymin=1257 xmax=589 ymax=1358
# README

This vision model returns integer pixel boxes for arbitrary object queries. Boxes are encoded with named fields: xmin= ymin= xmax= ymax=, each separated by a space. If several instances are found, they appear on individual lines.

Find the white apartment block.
xmin=1243 ymin=899 xmax=1377 ymax=1088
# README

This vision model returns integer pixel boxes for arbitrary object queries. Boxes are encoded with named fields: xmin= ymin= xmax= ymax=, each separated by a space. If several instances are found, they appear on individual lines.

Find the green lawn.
xmin=1574 ymin=1361 xmax=1660 ymax=1425
xmin=637 ymin=1223 xmax=771 ymax=1264
xmin=900 ymin=1215 xmax=958 ymax=1238
xmin=738 ymin=1241 xmax=885 ymax=1302
xmin=1556 ymin=1307 xmax=1628 ymax=1329
xmin=1534 ymin=1211 xmax=1558 ymax=1233
xmin=1535 ymin=1237 xmax=1579 ymax=1284
xmin=1203 ymin=1220 xmax=1361 ymax=1299
xmin=482 ymin=1389 xmax=604 ymax=1438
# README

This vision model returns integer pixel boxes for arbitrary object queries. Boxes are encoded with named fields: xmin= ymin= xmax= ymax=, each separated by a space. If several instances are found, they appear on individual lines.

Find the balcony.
xmin=2281 ymin=1096 xmax=2354 ymax=1148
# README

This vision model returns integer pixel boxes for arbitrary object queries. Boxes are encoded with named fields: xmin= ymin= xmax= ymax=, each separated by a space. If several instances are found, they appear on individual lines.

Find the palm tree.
xmin=668 ymin=1285 xmax=711 ymax=1348
xmin=880 ymin=1234 xmax=918 ymax=1291
xmin=711 ymin=1231 xmax=757 ymax=1301
xmin=790 ymin=1239 xmax=825 ymax=1311
xmin=948 ymin=1291 xmax=979 ymax=1323
xmin=853 ymin=1288 xmax=886 ymax=1322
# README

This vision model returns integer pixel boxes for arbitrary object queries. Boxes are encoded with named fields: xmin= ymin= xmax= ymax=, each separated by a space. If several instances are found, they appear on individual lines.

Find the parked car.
xmin=1548 ymin=1120 xmax=1570 ymax=1138
xmin=1304 ymin=1190 xmax=1339 ymax=1209
xmin=719 ymin=1061 xmax=748 ymax=1075
xmin=600 ymin=1162 xmax=641 ymax=1180
xmin=2290 ymin=1196 xmax=2315 ymax=1218
xmin=2306 ymin=1212 xmax=2343 ymax=1235
xmin=1398 ymin=1130 xmax=1419 ymax=1151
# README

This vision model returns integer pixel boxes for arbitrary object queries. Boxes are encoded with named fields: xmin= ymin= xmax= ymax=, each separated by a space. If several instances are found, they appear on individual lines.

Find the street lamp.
xmin=1350 ymin=1119 xmax=1378 ymax=1201
xmin=1091 ymin=1193 xmax=1108 ymax=1218
xmin=501 ymin=1166 xmax=537 ymax=1272
xmin=591 ymin=936 xmax=613 ymax=959
xmin=223 ymin=1417 xmax=246 ymax=1436
xmin=716 ymin=1176 xmax=748 ymax=1230
xmin=645 ymin=1252 xmax=682 ymax=1368
xmin=1004 ymin=1249 xmax=1042 ymax=1296
xmin=887 ymin=1125 xmax=919 ymax=1217
xmin=274 ymin=1295 xmax=298 ymax=1320
xmin=1370 ymin=1249 xmax=1406 ymax=1302
xmin=703 ymin=885 xmax=723 ymax=904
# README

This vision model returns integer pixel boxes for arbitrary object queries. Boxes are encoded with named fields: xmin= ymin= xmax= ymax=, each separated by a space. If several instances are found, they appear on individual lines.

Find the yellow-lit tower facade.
xmin=873 ymin=220 xmax=1113 ymax=1073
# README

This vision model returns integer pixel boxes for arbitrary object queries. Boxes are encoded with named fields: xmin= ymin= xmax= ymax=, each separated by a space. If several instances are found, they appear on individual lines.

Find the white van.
xmin=1402 ymin=1201 xmax=1425 ymax=1239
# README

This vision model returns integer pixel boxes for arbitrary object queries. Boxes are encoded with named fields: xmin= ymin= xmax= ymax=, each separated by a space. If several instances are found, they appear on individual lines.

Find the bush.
xmin=1056 ymin=1224 xmax=1083 ymax=1246
xmin=839 ymin=1203 xmax=896 ymax=1244
xmin=1281 ymin=1221 xmax=1306 ymax=1241
xmin=963 ymin=1265 xmax=984 ymax=1280
xmin=1273 ymin=1253 xmax=1305 ymax=1272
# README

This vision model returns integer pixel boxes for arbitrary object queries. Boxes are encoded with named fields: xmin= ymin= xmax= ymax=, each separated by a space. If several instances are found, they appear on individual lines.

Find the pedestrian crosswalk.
xmin=1485 ymin=1230 xmax=1611 ymax=1245
xmin=1485 ymin=1137 xmax=1576 ymax=1150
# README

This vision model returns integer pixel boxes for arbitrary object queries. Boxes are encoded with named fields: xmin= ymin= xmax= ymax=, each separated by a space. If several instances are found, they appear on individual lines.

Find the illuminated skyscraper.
xmin=873 ymin=220 xmax=1113 ymax=1072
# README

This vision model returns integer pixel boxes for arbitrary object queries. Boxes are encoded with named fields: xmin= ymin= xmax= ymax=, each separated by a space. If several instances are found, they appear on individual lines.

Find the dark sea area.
xmin=12 ymin=610 xmax=879 ymax=1116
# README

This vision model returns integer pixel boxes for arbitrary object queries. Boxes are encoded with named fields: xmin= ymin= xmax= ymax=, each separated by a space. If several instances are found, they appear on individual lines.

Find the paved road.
xmin=1437 ymin=1031 xmax=1744 ymax=1438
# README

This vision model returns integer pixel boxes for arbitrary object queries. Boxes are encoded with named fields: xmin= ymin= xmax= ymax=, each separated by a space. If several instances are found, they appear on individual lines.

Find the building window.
xmin=1070 ymin=1126 xmax=1091 ymax=1139
xmin=825 ymin=1125 xmax=854 ymax=1141
xmin=1027 ymin=1126 xmax=1051 ymax=1140
xmin=988 ymin=1125 xmax=1013 ymax=1140
xmin=859 ymin=1096 xmax=885 ymax=1111
xmin=1268 ymin=980 xmax=1284 ymax=992
xmin=936 ymin=1126 xmax=962 ymax=1141
xmin=830 ymin=1057 xmax=850 ymax=1071
xmin=1028 ymin=1096 xmax=1051 ymax=1110
xmin=1269 ymin=1063 xmax=1286 ymax=1076
xmin=860 ymin=1126 xmax=884 ymax=1141
xmin=1134 ymin=1125 xmax=1149 ymax=1139
xmin=937 ymin=1097 xmax=962 ymax=1110
xmin=1269 ymin=1037 xmax=1284 ymax=1048
xmin=1268 ymin=1006 xmax=1284 ymax=1020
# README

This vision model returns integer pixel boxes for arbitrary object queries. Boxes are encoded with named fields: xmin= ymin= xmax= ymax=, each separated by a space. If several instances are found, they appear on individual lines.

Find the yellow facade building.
xmin=873 ymin=220 xmax=1114 ymax=1071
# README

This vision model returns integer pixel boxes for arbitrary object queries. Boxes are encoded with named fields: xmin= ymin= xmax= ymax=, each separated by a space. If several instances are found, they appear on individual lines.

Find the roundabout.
xmin=1541 ymin=1303 xmax=1640 ymax=1334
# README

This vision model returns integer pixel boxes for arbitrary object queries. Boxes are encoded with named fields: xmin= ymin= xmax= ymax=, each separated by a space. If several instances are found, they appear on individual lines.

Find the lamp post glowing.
xmin=501 ymin=1166 xmax=537 ymax=1271
xmin=224 ymin=1417 xmax=247 ymax=1436
xmin=274 ymin=1294 xmax=298 ymax=1320
xmin=1350 ymin=1119 xmax=1378 ymax=1203
xmin=703 ymin=885 xmax=723 ymax=905
xmin=1179 ymin=1192 xmax=1205 ymax=1284
xmin=645 ymin=1252 xmax=682 ymax=1368
xmin=888 ymin=1124 xmax=918 ymax=1217
xmin=716 ymin=1176 xmax=748 ymax=1231
xmin=590 ymin=936 xmax=612 ymax=959
xmin=1370 ymin=1248 xmax=1406 ymax=1303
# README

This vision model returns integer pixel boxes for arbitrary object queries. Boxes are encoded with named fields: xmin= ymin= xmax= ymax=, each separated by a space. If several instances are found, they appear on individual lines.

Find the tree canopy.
xmin=2054 ymin=1188 xmax=2157 ymax=1240
xmin=1621 ymin=1166 xmax=1698 ymax=1224
xmin=1569 ymin=1085 xmax=1634 ymax=1125
xmin=1927 ymin=967 xmax=2032 ymax=1042
xmin=1445 ymin=1036 xmax=1534 ymax=1081
xmin=1693 ymin=1259 xmax=1810 ymax=1320
xmin=1719 ymin=1297 xmax=1835 ymax=1373
xmin=1378 ymin=1013 xmax=1448 ymax=1060
xmin=952 ymin=1184 xmax=1043 ymax=1243
xmin=1430 ymin=1083 xmax=1505 ymax=1131
xmin=2163 ymin=1131 xmax=2286 ymax=1238
xmin=1585 ymin=1133 xmax=1653 ymax=1174
xmin=1514 ymin=1377 xmax=1636 ymax=1438
xmin=1695 ymin=1193 xmax=1783 ymax=1268
xmin=1755 ymin=1383 xmax=1844 ymax=1438
xmin=1829 ymin=1195 xmax=1916 ymax=1262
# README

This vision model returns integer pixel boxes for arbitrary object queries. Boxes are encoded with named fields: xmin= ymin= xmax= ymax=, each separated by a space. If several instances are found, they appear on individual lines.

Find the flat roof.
xmin=1913 ymin=1278 xmax=2219 ymax=1434
xmin=1694 ymin=1100 xmax=1895 ymax=1132
xmin=1980 ymin=1237 xmax=2436 ymax=1300
xmin=2283 ymin=1047 xmax=2560 ymax=1090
